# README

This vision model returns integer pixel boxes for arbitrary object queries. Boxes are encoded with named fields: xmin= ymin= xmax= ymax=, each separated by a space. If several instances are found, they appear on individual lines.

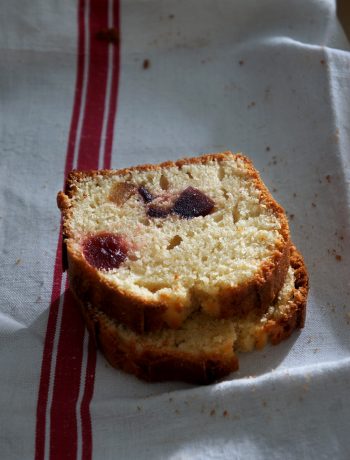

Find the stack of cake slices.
xmin=57 ymin=152 xmax=308 ymax=384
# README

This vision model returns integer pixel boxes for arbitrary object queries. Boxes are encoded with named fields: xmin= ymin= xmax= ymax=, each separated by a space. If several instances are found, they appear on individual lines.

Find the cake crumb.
xmin=15 ymin=258 xmax=21 ymax=265
xmin=325 ymin=174 xmax=331 ymax=183
xmin=311 ymin=202 xmax=316 ymax=207
xmin=345 ymin=312 xmax=350 ymax=325
xmin=143 ymin=59 xmax=150 ymax=69
xmin=330 ymin=248 xmax=342 ymax=261
xmin=320 ymin=59 xmax=325 ymax=65
xmin=223 ymin=410 xmax=229 ymax=417
xmin=210 ymin=409 xmax=216 ymax=416
xmin=96 ymin=27 xmax=119 ymax=44
xmin=289 ymin=214 xmax=294 ymax=220
xmin=239 ymin=60 xmax=244 ymax=66
xmin=265 ymin=146 xmax=270 ymax=152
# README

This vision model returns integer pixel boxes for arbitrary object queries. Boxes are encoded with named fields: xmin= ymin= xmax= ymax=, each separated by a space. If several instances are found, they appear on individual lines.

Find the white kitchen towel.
xmin=1 ymin=0 xmax=350 ymax=459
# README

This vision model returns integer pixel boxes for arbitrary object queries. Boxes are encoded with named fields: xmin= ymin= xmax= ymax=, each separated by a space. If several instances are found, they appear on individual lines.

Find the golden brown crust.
xmin=58 ymin=152 xmax=291 ymax=333
xmin=63 ymin=152 xmax=242 ymax=185
xmin=77 ymin=246 xmax=308 ymax=384
xmin=261 ymin=245 xmax=308 ymax=345
xmin=80 ymin=299 xmax=239 ymax=385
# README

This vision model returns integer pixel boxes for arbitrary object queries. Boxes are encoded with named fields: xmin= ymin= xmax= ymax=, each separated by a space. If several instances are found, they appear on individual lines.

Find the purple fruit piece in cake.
xmin=147 ymin=204 xmax=171 ymax=218
xmin=138 ymin=186 xmax=154 ymax=203
xmin=173 ymin=186 xmax=214 ymax=218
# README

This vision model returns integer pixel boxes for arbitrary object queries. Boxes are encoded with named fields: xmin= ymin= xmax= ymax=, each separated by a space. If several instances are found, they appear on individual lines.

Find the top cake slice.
xmin=58 ymin=152 xmax=290 ymax=333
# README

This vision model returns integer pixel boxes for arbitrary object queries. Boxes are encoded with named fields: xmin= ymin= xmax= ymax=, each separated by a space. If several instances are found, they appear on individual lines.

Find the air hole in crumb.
xmin=222 ymin=188 xmax=229 ymax=200
xmin=167 ymin=235 xmax=183 ymax=250
xmin=215 ymin=242 xmax=224 ymax=251
xmin=147 ymin=285 xmax=163 ymax=293
xmin=159 ymin=174 xmax=170 ymax=190
xmin=232 ymin=203 xmax=240 ymax=223
xmin=139 ymin=217 xmax=151 ymax=227
xmin=213 ymin=213 xmax=224 ymax=223
xmin=218 ymin=166 xmax=225 ymax=181
xmin=135 ymin=282 xmax=167 ymax=293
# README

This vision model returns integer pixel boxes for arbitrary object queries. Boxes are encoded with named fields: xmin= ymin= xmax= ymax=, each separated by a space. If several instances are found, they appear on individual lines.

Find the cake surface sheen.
xmin=57 ymin=152 xmax=308 ymax=383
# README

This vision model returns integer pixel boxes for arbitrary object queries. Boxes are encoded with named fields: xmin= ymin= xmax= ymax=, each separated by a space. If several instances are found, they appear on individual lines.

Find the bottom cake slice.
xmin=76 ymin=246 xmax=308 ymax=384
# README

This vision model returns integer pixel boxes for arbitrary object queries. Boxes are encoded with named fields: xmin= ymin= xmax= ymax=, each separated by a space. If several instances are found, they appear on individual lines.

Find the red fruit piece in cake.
xmin=83 ymin=232 xmax=128 ymax=270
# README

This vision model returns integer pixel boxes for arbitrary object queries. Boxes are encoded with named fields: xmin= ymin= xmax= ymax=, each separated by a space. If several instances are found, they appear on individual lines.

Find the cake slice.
xmin=79 ymin=246 xmax=308 ymax=384
xmin=57 ymin=152 xmax=291 ymax=333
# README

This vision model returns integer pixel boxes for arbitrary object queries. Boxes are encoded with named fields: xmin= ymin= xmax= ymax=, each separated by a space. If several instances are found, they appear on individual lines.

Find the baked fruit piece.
xmin=57 ymin=152 xmax=291 ymax=333
xmin=80 ymin=246 xmax=308 ymax=384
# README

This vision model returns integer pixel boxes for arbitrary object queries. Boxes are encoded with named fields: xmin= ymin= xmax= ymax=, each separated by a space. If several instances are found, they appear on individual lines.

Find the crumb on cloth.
xmin=95 ymin=27 xmax=119 ymax=44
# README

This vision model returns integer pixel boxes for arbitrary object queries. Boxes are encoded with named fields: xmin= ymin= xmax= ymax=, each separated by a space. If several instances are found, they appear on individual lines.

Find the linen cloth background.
xmin=1 ymin=0 xmax=350 ymax=458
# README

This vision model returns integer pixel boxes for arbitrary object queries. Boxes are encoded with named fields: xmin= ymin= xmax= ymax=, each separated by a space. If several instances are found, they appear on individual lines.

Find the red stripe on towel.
xmin=34 ymin=1 xmax=87 ymax=458
xmin=103 ymin=0 xmax=120 ymax=169
xmin=49 ymin=1 xmax=110 ymax=458
xmin=77 ymin=0 xmax=109 ymax=171
xmin=35 ymin=0 xmax=121 ymax=458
